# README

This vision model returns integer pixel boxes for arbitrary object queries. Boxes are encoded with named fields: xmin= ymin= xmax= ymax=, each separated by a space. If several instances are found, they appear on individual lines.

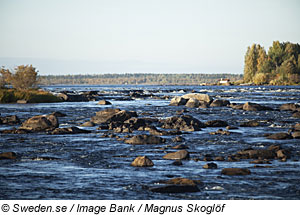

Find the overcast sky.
xmin=1 ymin=0 xmax=300 ymax=75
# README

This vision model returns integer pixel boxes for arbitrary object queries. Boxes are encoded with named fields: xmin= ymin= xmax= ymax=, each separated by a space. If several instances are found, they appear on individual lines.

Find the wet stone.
xmin=163 ymin=150 xmax=190 ymax=160
xmin=203 ymin=162 xmax=218 ymax=169
xmin=221 ymin=168 xmax=251 ymax=176
xmin=131 ymin=156 xmax=154 ymax=167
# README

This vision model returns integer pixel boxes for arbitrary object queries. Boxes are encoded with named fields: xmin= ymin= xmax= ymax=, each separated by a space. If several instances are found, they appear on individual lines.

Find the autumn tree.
xmin=1 ymin=65 xmax=39 ymax=90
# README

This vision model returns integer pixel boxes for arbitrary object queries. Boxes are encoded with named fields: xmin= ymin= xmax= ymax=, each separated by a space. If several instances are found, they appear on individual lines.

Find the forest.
xmin=244 ymin=41 xmax=300 ymax=85
xmin=39 ymin=73 xmax=243 ymax=85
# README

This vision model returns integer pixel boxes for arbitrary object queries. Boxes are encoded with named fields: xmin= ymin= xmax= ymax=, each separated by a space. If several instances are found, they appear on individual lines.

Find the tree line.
xmin=39 ymin=73 xmax=243 ymax=85
xmin=244 ymin=41 xmax=300 ymax=85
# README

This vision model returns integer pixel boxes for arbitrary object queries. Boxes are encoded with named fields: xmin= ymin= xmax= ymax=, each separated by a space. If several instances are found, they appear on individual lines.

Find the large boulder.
xmin=185 ymin=98 xmax=200 ymax=108
xmin=131 ymin=156 xmax=154 ymax=167
xmin=125 ymin=134 xmax=165 ymax=145
xmin=169 ymin=96 xmax=188 ymax=106
xmin=162 ymin=115 xmax=205 ymax=131
xmin=243 ymin=102 xmax=273 ymax=111
xmin=91 ymin=108 xmax=137 ymax=124
xmin=182 ymin=93 xmax=213 ymax=103
xmin=19 ymin=114 xmax=58 ymax=131
xmin=221 ymin=168 xmax=251 ymax=176
xmin=163 ymin=149 xmax=190 ymax=160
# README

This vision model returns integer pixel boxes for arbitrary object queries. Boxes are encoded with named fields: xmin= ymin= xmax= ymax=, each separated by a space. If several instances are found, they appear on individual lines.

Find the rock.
xmin=124 ymin=134 xmax=165 ymax=145
xmin=205 ymin=120 xmax=228 ymax=127
xmin=172 ymin=136 xmax=184 ymax=142
xmin=203 ymin=162 xmax=218 ymax=169
xmin=185 ymin=98 xmax=200 ymax=108
xmin=210 ymin=129 xmax=230 ymax=135
xmin=237 ymin=149 xmax=276 ymax=159
xmin=250 ymin=159 xmax=271 ymax=164
xmin=172 ymin=160 xmax=183 ymax=166
xmin=17 ymin=100 xmax=28 ymax=104
xmin=280 ymin=103 xmax=299 ymax=111
xmin=214 ymin=156 xmax=225 ymax=161
xmin=150 ymin=177 xmax=201 ymax=193
xmin=292 ymin=112 xmax=300 ymax=118
xmin=20 ymin=114 xmax=58 ymax=131
xmin=198 ymin=101 xmax=210 ymax=108
xmin=150 ymin=185 xmax=200 ymax=193
xmin=0 ymin=115 xmax=20 ymax=125
xmin=80 ymin=121 xmax=95 ymax=127
xmin=131 ymin=156 xmax=154 ymax=167
xmin=124 ymin=118 xmax=147 ymax=130
xmin=172 ymin=144 xmax=188 ymax=149
xmin=98 ymin=100 xmax=112 ymax=105
xmin=51 ymin=127 xmax=91 ymax=135
xmin=221 ymin=168 xmax=251 ymax=176
xmin=109 ymin=110 xmax=138 ymax=123
xmin=295 ymin=123 xmax=300 ymax=131
xmin=163 ymin=150 xmax=189 ymax=160
xmin=91 ymin=108 xmax=121 ymax=124
xmin=292 ymin=131 xmax=300 ymax=139
xmin=169 ymin=96 xmax=188 ymax=106
xmin=149 ymin=128 xmax=181 ymax=136
xmin=230 ymin=104 xmax=244 ymax=110
xmin=276 ymin=149 xmax=290 ymax=159
xmin=226 ymin=126 xmax=238 ymax=130
xmin=51 ymin=111 xmax=67 ymax=117
xmin=163 ymin=178 xmax=200 ymax=186
xmin=210 ymin=99 xmax=230 ymax=107
xmin=243 ymin=102 xmax=273 ymax=111
xmin=267 ymin=132 xmax=293 ymax=140
xmin=58 ymin=93 xmax=89 ymax=102
xmin=240 ymin=120 xmax=261 ymax=127
xmin=162 ymin=115 xmax=205 ymax=131
xmin=182 ymin=93 xmax=213 ymax=103
xmin=0 ymin=152 xmax=17 ymax=160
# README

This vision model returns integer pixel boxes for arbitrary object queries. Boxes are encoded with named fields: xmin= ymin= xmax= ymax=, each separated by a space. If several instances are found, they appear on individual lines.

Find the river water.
xmin=1 ymin=85 xmax=300 ymax=199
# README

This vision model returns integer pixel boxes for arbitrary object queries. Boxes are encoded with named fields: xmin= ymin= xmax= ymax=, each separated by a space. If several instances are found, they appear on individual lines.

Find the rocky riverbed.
xmin=0 ymin=85 xmax=300 ymax=199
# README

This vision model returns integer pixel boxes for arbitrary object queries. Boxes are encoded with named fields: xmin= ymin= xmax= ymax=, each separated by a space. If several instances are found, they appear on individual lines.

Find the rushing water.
xmin=1 ymin=85 xmax=300 ymax=199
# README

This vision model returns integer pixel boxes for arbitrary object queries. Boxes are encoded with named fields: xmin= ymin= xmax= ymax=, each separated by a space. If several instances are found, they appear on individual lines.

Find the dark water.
xmin=1 ymin=85 xmax=300 ymax=199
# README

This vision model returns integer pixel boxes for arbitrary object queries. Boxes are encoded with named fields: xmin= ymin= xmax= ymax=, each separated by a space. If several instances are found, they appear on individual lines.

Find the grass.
xmin=0 ymin=88 xmax=62 ymax=103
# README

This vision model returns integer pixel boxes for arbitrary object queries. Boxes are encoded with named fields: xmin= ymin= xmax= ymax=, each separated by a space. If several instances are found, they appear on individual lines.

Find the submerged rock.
xmin=149 ymin=177 xmax=201 ymax=193
xmin=203 ymin=162 xmax=218 ymax=169
xmin=266 ymin=132 xmax=292 ymax=140
xmin=205 ymin=120 xmax=228 ymax=127
xmin=210 ymin=99 xmax=230 ymax=107
xmin=280 ymin=103 xmax=299 ymax=111
xmin=80 ymin=121 xmax=96 ymax=127
xmin=243 ymin=102 xmax=273 ymax=111
xmin=98 ymin=100 xmax=112 ymax=105
xmin=51 ymin=127 xmax=91 ymax=135
xmin=20 ymin=114 xmax=58 ymax=131
xmin=221 ymin=168 xmax=251 ymax=176
xmin=0 ymin=152 xmax=17 ymax=160
xmin=131 ymin=156 xmax=154 ymax=167
xmin=163 ymin=150 xmax=190 ymax=160
xmin=0 ymin=115 xmax=20 ymax=125
xmin=125 ymin=134 xmax=165 ymax=145
xmin=292 ymin=112 xmax=300 ymax=118
xmin=240 ymin=120 xmax=261 ymax=127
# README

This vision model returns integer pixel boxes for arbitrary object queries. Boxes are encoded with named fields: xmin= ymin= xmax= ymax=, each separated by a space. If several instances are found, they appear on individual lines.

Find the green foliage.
xmin=39 ymin=73 xmax=243 ymax=85
xmin=0 ymin=89 xmax=62 ymax=103
xmin=0 ymin=65 xmax=39 ymax=90
xmin=244 ymin=41 xmax=300 ymax=85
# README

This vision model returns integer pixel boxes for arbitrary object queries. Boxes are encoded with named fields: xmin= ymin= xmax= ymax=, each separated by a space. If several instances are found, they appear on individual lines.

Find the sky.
xmin=0 ymin=0 xmax=300 ymax=75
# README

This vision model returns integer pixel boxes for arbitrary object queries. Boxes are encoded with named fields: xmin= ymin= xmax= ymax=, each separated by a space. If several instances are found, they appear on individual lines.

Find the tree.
xmin=1 ymin=65 xmax=39 ymax=90
xmin=253 ymin=72 xmax=268 ymax=85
